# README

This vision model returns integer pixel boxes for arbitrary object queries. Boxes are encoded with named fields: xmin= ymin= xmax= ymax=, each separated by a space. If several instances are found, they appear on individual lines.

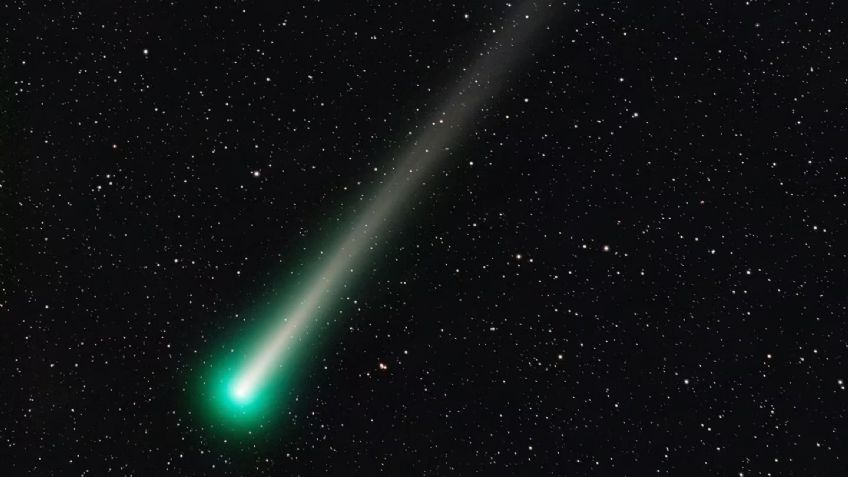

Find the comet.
xmin=202 ymin=1 xmax=554 ymax=427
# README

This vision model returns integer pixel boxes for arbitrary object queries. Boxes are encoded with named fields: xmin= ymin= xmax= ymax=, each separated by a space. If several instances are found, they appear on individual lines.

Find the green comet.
xmin=199 ymin=1 xmax=552 ymax=429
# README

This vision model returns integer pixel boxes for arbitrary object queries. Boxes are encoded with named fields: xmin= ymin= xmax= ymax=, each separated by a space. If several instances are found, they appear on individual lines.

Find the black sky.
xmin=4 ymin=1 xmax=848 ymax=475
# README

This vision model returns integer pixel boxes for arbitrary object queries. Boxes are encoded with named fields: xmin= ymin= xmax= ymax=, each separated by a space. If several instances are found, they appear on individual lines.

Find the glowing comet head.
xmin=230 ymin=380 xmax=253 ymax=404
xmin=192 ymin=303 xmax=317 ymax=431
xmin=196 ymin=354 xmax=290 ymax=430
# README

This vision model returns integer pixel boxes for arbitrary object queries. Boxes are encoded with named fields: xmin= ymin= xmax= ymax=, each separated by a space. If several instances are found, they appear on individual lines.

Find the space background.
xmin=3 ymin=1 xmax=847 ymax=475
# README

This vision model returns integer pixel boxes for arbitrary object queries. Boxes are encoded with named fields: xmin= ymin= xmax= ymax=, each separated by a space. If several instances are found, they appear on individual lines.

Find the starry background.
xmin=3 ymin=1 xmax=848 ymax=475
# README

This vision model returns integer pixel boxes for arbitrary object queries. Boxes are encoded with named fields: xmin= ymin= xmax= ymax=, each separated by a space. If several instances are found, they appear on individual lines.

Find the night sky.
xmin=4 ymin=1 xmax=848 ymax=475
